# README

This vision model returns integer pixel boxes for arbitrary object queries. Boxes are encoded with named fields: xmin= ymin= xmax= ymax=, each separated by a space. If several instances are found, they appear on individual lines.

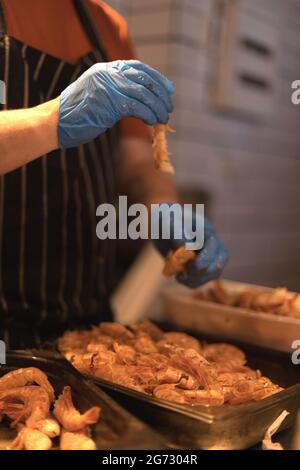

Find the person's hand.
xmin=153 ymin=203 xmax=228 ymax=288
xmin=58 ymin=60 xmax=175 ymax=149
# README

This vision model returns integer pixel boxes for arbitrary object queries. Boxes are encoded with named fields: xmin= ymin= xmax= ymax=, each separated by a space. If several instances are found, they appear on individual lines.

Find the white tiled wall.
xmin=106 ymin=0 xmax=300 ymax=291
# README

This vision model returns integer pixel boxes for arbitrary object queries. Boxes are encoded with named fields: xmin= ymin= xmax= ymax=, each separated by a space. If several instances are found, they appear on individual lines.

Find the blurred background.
xmin=109 ymin=0 xmax=300 ymax=292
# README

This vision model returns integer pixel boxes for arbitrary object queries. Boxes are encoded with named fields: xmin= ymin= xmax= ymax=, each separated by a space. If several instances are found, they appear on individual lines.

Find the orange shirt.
xmin=2 ymin=0 xmax=150 ymax=140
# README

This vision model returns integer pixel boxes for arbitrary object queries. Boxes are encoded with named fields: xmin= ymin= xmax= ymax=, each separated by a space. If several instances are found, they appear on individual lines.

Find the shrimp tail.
xmin=82 ymin=406 xmax=101 ymax=426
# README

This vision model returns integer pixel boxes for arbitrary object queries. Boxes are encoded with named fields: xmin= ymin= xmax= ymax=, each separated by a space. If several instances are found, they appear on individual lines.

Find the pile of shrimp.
xmin=58 ymin=320 xmax=283 ymax=407
xmin=194 ymin=280 xmax=300 ymax=319
xmin=0 ymin=367 xmax=100 ymax=450
xmin=152 ymin=124 xmax=175 ymax=174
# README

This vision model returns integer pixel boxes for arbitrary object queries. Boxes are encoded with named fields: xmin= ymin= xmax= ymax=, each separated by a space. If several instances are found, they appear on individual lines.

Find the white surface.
xmin=161 ymin=279 xmax=300 ymax=353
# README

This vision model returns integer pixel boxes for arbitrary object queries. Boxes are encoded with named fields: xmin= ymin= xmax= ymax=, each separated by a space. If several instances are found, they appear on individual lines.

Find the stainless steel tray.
xmin=0 ymin=351 xmax=164 ymax=450
xmin=80 ymin=333 xmax=300 ymax=450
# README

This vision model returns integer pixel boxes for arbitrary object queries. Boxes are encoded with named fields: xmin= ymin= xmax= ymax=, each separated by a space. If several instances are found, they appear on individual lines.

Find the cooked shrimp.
xmin=183 ymin=389 xmax=224 ymax=406
xmin=33 ymin=417 xmax=60 ymax=438
xmin=153 ymin=384 xmax=185 ymax=404
xmin=152 ymin=124 xmax=175 ymax=174
xmin=163 ymin=246 xmax=196 ymax=277
xmin=60 ymin=428 xmax=96 ymax=450
xmin=54 ymin=386 xmax=100 ymax=432
xmin=9 ymin=427 xmax=52 ymax=450
xmin=0 ymin=386 xmax=50 ymax=427
xmin=0 ymin=367 xmax=54 ymax=401
xmin=99 ymin=322 xmax=134 ymax=341
xmin=202 ymin=343 xmax=246 ymax=367
xmin=160 ymin=332 xmax=201 ymax=352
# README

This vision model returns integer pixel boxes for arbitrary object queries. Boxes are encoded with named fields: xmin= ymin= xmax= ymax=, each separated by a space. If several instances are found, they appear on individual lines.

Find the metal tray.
xmin=161 ymin=280 xmax=300 ymax=353
xmin=79 ymin=331 xmax=300 ymax=450
xmin=0 ymin=351 xmax=164 ymax=450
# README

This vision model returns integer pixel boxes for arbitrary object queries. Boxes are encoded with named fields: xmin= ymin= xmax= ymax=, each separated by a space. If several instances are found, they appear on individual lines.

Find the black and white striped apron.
xmin=0 ymin=1 xmax=117 ymax=348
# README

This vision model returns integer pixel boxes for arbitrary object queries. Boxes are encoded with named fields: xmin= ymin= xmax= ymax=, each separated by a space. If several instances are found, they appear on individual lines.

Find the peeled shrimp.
xmin=54 ymin=386 xmax=100 ymax=432
xmin=33 ymin=417 xmax=60 ymax=438
xmin=9 ymin=426 xmax=52 ymax=450
xmin=0 ymin=367 xmax=54 ymax=401
xmin=152 ymin=124 xmax=175 ymax=174
xmin=60 ymin=428 xmax=96 ymax=450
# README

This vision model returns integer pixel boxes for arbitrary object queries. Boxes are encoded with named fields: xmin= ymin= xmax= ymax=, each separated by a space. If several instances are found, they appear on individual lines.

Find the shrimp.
xmin=0 ymin=386 xmax=50 ymax=427
xmin=54 ymin=386 xmax=100 ymax=432
xmin=201 ymin=343 xmax=246 ymax=368
xmin=153 ymin=384 xmax=185 ymax=404
xmin=152 ymin=124 xmax=175 ymax=174
xmin=163 ymin=246 xmax=196 ymax=277
xmin=60 ymin=428 xmax=96 ymax=450
xmin=33 ymin=417 xmax=60 ymax=438
xmin=183 ymin=389 xmax=224 ymax=406
xmin=99 ymin=322 xmax=134 ymax=341
xmin=0 ymin=367 xmax=54 ymax=401
xmin=9 ymin=426 xmax=52 ymax=450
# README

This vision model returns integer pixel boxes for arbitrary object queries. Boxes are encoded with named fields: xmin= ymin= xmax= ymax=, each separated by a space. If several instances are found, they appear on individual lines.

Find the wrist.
xmin=35 ymin=97 xmax=59 ymax=153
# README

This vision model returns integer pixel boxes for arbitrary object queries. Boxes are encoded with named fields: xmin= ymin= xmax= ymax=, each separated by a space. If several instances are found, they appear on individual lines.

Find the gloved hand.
xmin=58 ymin=60 xmax=174 ymax=149
xmin=152 ymin=203 xmax=228 ymax=288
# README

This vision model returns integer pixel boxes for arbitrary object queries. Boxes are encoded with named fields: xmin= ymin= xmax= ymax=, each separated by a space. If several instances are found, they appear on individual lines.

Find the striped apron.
xmin=0 ymin=2 xmax=117 ymax=348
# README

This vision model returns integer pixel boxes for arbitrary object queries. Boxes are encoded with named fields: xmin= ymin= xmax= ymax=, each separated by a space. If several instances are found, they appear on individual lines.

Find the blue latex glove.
xmin=153 ymin=204 xmax=228 ymax=288
xmin=58 ymin=60 xmax=175 ymax=149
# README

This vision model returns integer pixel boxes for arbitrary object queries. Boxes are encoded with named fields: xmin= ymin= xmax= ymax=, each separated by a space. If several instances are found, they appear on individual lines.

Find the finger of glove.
xmin=126 ymin=97 xmax=158 ymax=125
xmin=127 ymin=60 xmax=175 ymax=95
xmin=122 ymin=81 xmax=169 ymax=123
xmin=122 ymin=68 xmax=173 ymax=113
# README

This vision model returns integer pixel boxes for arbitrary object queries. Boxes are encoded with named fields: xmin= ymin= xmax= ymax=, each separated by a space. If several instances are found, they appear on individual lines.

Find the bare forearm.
xmin=117 ymin=138 xmax=178 ymax=207
xmin=0 ymin=98 xmax=59 ymax=174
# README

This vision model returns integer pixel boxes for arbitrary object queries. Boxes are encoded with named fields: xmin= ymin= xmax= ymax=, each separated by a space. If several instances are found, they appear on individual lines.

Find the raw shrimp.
xmin=54 ymin=386 xmax=100 ymax=432
xmin=0 ymin=386 xmax=50 ymax=427
xmin=9 ymin=427 xmax=52 ymax=450
xmin=152 ymin=124 xmax=175 ymax=174
xmin=60 ymin=428 xmax=96 ymax=450
xmin=0 ymin=367 xmax=54 ymax=401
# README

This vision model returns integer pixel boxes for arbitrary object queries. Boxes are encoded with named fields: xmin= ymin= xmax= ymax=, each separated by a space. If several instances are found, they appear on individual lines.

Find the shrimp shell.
xmin=0 ymin=367 xmax=54 ymax=401
xmin=152 ymin=124 xmax=175 ymax=174
xmin=0 ymin=386 xmax=50 ymax=427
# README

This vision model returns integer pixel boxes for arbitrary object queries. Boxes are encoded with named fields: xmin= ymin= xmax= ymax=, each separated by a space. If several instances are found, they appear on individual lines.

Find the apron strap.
xmin=0 ymin=1 xmax=7 ymax=42
xmin=72 ymin=0 xmax=108 ymax=61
